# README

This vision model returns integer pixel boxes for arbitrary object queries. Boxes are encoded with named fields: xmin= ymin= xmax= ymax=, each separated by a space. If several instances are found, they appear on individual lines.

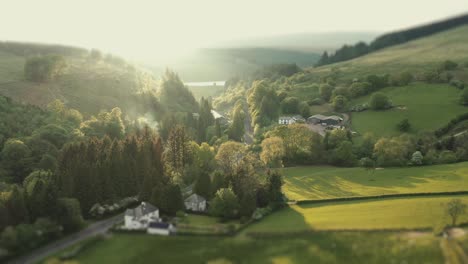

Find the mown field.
xmin=244 ymin=195 xmax=468 ymax=232
xmin=67 ymin=231 xmax=441 ymax=264
xmin=282 ymin=162 xmax=468 ymax=201
xmin=350 ymin=83 xmax=466 ymax=137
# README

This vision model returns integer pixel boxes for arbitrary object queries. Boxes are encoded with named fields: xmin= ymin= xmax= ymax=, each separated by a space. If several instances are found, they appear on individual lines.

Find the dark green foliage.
xmin=227 ymin=103 xmax=245 ymax=141
xmin=158 ymin=183 xmax=184 ymax=215
xmin=158 ymin=69 xmax=199 ymax=113
xmin=56 ymin=198 xmax=84 ymax=232
xmin=194 ymin=171 xmax=212 ymax=199
xmin=0 ymin=139 xmax=32 ymax=182
xmin=266 ymin=170 xmax=283 ymax=205
xmin=319 ymin=83 xmax=334 ymax=101
xmin=434 ymin=112 xmax=468 ymax=137
xmin=253 ymin=63 xmax=300 ymax=80
xmin=397 ymin=119 xmax=411 ymax=132
xmin=439 ymin=60 xmax=458 ymax=71
xmin=248 ymin=80 xmax=280 ymax=127
xmin=280 ymin=97 xmax=300 ymax=114
xmin=369 ymin=93 xmax=392 ymax=110
xmin=209 ymin=188 xmax=240 ymax=220
xmin=164 ymin=125 xmax=192 ymax=175
xmin=460 ymin=88 xmax=468 ymax=106
xmin=80 ymin=108 xmax=125 ymax=139
xmin=24 ymin=55 xmax=66 ymax=82
xmin=329 ymin=141 xmax=357 ymax=167
xmin=332 ymin=95 xmax=348 ymax=111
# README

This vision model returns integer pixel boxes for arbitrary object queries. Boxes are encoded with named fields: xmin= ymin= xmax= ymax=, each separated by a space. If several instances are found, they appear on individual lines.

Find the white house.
xmin=184 ymin=193 xmax=207 ymax=212
xmin=279 ymin=115 xmax=305 ymax=125
xmin=279 ymin=116 xmax=295 ymax=125
xmin=124 ymin=202 xmax=160 ymax=230
xmin=147 ymin=222 xmax=176 ymax=236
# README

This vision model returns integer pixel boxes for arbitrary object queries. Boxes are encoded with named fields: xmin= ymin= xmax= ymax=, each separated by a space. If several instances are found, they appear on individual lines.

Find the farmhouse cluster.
xmin=122 ymin=193 xmax=207 ymax=236
xmin=279 ymin=114 xmax=344 ymax=127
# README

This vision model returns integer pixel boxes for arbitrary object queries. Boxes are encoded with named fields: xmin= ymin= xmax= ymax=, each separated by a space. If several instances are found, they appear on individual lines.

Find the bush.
xmin=24 ymin=55 xmax=66 ymax=82
xmin=435 ymin=112 xmax=468 ymax=137
xmin=307 ymin=98 xmax=324 ymax=106
xmin=397 ymin=119 xmax=411 ymax=132
xmin=57 ymin=198 xmax=84 ymax=232
xmin=460 ymin=88 xmax=468 ymax=106
xmin=438 ymin=150 xmax=457 ymax=164
xmin=332 ymin=95 xmax=348 ymax=111
xmin=439 ymin=60 xmax=458 ymax=71
xmin=450 ymin=79 xmax=465 ymax=90
xmin=369 ymin=93 xmax=392 ymax=110
xmin=349 ymin=103 xmax=369 ymax=112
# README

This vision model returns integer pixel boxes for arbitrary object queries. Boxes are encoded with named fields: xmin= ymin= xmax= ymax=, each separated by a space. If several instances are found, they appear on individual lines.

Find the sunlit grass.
xmin=282 ymin=162 xmax=468 ymax=201
xmin=245 ymin=195 xmax=468 ymax=232
xmin=350 ymin=83 xmax=466 ymax=137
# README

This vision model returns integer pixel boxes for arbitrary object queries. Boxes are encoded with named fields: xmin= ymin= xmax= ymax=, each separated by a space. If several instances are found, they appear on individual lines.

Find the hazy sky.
xmin=1 ymin=0 xmax=467 ymax=60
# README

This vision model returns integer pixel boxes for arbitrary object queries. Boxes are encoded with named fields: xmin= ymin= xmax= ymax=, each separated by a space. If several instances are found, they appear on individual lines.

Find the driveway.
xmin=8 ymin=213 xmax=123 ymax=264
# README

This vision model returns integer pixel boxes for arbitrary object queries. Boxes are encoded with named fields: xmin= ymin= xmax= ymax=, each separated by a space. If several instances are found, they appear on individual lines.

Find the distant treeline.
xmin=0 ymin=41 xmax=87 ymax=57
xmin=316 ymin=13 xmax=468 ymax=66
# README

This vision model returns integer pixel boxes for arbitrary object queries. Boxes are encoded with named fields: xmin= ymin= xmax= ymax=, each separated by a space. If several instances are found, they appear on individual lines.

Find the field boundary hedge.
xmin=246 ymin=228 xmax=432 ymax=238
xmin=295 ymin=190 xmax=468 ymax=205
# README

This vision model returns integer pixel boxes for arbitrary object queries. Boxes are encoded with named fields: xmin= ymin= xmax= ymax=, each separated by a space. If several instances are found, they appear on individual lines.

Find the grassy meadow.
xmin=282 ymin=162 xmax=468 ymax=201
xmin=350 ymin=83 xmax=466 ymax=137
xmin=67 ymin=232 xmax=441 ymax=264
xmin=244 ymin=195 xmax=468 ymax=233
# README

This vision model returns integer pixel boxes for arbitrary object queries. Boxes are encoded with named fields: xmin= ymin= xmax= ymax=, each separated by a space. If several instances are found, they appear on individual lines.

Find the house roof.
xmin=149 ymin=222 xmax=170 ymax=229
xmin=125 ymin=202 xmax=158 ymax=218
xmin=211 ymin=110 xmax=225 ymax=119
xmin=185 ymin=193 xmax=206 ymax=203
xmin=308 ymin=114 xmax=343 ymax=121
xmin=279 ymin=116 xmax=294 ymax=120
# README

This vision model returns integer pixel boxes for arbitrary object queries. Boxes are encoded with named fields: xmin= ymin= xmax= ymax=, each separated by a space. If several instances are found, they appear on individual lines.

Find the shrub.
xmin=369 ymin=93 xmax=392 ymax=110
xmin=332 ymin=95 xmax=348 ymax=111
xmin=460 ymin=88 xmax=468 ymax=106
xmin=307 ymin=98 xmax=324 ymax=106
xmin=397 ymin=118 xmax=411 ymax=132
xmin=438 ymin=150 xmax=457 ymax=164
xmin=349 ymin=103 xmax=369 ymax=112
xmin=439 ymin=60 xmax=458 ymax=71
xmin=450 ymin=79 xmax=465 ymax=90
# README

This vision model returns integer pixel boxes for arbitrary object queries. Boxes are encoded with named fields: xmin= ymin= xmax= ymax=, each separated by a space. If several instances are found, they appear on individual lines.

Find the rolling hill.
xmin=308 ymin=25 xmax=468 ymax=80
xmin=0 ymin=42 xmax=158 ymax=116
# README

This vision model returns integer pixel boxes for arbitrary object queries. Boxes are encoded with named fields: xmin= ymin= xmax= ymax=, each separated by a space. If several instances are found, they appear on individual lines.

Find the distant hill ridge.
xmin=316 ymin=13 xmax=468 ymax=66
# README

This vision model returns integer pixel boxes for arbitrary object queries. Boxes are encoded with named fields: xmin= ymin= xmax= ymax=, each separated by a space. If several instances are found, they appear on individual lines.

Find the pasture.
xmin=282 ymin=162 xmax=468 ymax=201
xmin=68 ymin=231 xmax=441 ymax=264
xmin=244 ymin=195 xmax=468 ymax=232
xmin=350 ymin=83 xmax=466 ymax=137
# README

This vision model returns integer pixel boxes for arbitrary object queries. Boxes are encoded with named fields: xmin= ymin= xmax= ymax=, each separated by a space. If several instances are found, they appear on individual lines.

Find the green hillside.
xmin=350 ymin=83 xmax=466 ymax=137
xmin=0 ymin=43 xmax=157 ymax=116
xmin=309 ymin=25 xmax=468 ymax=79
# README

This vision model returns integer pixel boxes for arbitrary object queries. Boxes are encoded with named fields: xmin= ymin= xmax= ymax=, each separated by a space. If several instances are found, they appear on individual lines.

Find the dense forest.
xmin=316 ymin=13 xmax=468 ymax=66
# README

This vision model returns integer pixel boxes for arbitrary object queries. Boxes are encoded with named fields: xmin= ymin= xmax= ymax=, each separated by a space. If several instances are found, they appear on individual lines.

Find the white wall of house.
xmin=147 ymin=227 xmax=170 ymax=236
xmin=124 ymin=211 xmax=160 ymax=230
xmin=185 ymin=200 xmax=206 ymax=212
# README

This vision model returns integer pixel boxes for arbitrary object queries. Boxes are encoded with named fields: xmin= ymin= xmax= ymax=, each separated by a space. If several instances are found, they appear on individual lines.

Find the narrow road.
xmin=8 ymin=213 xmax=124 ymax=264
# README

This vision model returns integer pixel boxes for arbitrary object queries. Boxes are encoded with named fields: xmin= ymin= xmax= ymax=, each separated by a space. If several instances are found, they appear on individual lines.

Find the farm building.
xmin=184 ymin=194 xmax=207 ymax=212
xmin=124 ymin=202 xmax=160 ymax=230
xmin=147 ymin=222 xmax=176 ymax=236
xmin=308 ymin=114 xmax=343 ymax=125
xmin=278 ymin=115 xmax=305 ymax=125
xmin=211 ymin=110 xmax=228 ymax=124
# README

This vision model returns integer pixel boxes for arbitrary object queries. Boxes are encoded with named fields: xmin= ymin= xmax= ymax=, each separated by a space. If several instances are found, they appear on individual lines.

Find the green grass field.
xmin=245 ymin=195 xmax=468 ymax=232
xmin=350 ymin=83 xmax=466 ymax=137
xmin=309 ymin=25 xmax=468 ymax=79
xmin=282 ymin=162 xmax=468 ymax=201
xmin=66 ymin=231 xmax=441 ymax=264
